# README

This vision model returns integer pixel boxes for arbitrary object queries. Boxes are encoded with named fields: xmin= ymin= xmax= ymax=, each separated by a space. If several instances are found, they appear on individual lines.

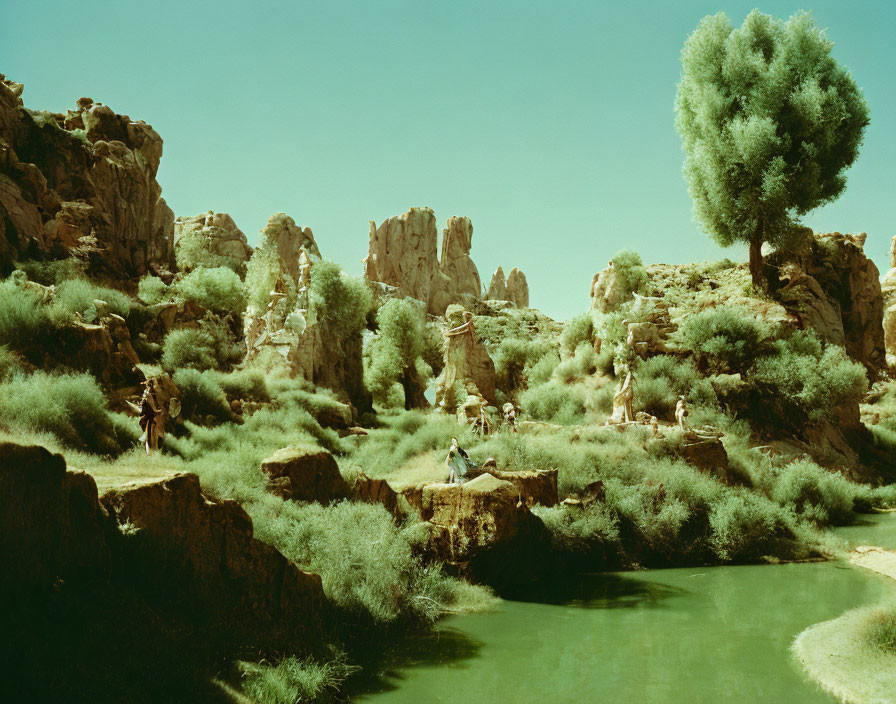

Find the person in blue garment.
xmin=446 ymin=437 xmax=477 ymax=484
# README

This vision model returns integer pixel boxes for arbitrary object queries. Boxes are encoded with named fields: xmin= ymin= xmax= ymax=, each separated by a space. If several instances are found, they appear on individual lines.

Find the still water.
xmin=352 ymin=514 xmax=896 ymax=703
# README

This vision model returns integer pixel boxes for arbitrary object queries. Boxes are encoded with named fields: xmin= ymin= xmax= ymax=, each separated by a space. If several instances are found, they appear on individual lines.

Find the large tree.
xmin=675 ymin=10 xmax=869 ymax=287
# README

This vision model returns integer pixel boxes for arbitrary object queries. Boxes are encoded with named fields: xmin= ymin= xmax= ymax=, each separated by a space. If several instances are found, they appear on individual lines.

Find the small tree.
xmin=675 ymin=10 xmax=869 ymax=287
xmin=366 ymin=298 xmax=430 ymax=409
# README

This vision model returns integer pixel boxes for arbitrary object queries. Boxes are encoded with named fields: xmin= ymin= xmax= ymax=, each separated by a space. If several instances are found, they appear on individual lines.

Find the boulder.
xmin=766 ymin=232 xmax=885 ymax=375
xmin=101 ymin=472 xmax=323 ymax=642
xmin=0 ymin=76 xmax=174 ymax=280
xmin=506 ymin=267 xmax=529 ymax=308
xmin=486 ymin=468 xmax=558 ymax=507
xmin=173 ymin=211 xmax=252 ymax=274
xmin=439 ymin=216 xmax=481 ymax=301
xmin=260 ymin=446 xmax=349 ymax=503
xmin=678 ymin=435 xmax=730 ymax=484
xmin=882 ymin=235 xmax=896 ymax=363
xmin=0 ymin=443 xmax=110 ymax=588
xmin=417 ymin=474 xmax=550 ymax=582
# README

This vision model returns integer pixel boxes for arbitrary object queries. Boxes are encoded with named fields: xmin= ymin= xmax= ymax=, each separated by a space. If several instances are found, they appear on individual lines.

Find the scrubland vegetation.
xmin=1 ymin=246 xmax=894 ymax=704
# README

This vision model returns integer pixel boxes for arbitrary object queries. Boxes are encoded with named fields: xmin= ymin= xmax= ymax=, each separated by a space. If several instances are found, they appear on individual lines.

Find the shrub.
xmin=137 ymin=275 xmax=170 ymax=305
xmin=0 ymin=345 xmax=21 ymax=380
xmin=176 ymin=266 xmax=247 ymax=315
xmin=171 ymin=368 xmax=233 ymax=424
xmin=708 ymin=493 xmax=782 ymax=561
xmin=560 ymin=313 xmax=594 ymax=356
xmin=678 ymin=305 xmax=772 ymax=372
xmin=865 ymin=606 xmax=896 ymax=654
xmin=161 ymin=329 xmax=218 ymax=371
xmin=754 ymin=333 xmax=868 ymax=422
xmin=534 ymin=503 xmax=620 ymax=555
xmin=493 ymin=336 xmax=556 ymax=393
xmin=54 ymin=278 xmax=132 ymax=319
xmin=239 ymin=652 xmax=353 ymax=704
xmin=610 ymin=250 xmax=647 ymax=299
xmin=0 ymin=370 xmax=137 ymax=454
xmin=634 ymin=355 xmax=715 ymax=419
xmin=0 ymin=280 xmax=62 ymax=350
xmin=553 ymin=343 xmax=598 ymax=383
xmin=771 ymin=460 xmax=859 ymax=525
xmin=310 ymin=261 xmax=371 ymax=343
xmin=519 ymin=379 xmax=588 ymax=425
xmin=254 ymin=500 xmax=454 ymax=624
xmin=15 ymin=258 xmax=86 ymax=285
xmin=176 ymin=231 xmax=248 ymax=277
xmin=366 ymin=298 xmax=427 ymax=404
xmin=421 ymin=322 xmax=445 ymax=377
xmin=245 ymin=245 xmax=288 ymax=311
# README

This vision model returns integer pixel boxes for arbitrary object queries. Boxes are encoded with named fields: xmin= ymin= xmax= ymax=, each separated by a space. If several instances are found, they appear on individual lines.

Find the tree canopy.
xmin=675 ymin=10 xmax=869 ymax=286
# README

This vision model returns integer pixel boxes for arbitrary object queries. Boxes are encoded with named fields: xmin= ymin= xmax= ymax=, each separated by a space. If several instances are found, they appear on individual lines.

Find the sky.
xmin=3 ymin=0 xmax=895 ymax=320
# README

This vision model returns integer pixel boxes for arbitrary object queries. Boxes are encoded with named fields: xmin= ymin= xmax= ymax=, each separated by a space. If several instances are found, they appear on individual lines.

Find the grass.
xmin=793 ymin=604 xmax=896 ymax=704
xmin=238 ymin=652 xmax=355 ymax=704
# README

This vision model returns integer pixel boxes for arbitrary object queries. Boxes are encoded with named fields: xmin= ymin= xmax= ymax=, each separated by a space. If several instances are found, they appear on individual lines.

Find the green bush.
xmin=0 ymin=345 xmax=21 ymax=380
xmin=161 ymin=329 xmax=218 ymax=371
xmin=754 ymin=333 xmax=868 ymax=422
xmin=865 ymin=605 xmax=896 ymax=654
xmin=176 ymin=231 xmax=248 ymax=277
xmin=366 ymin=298 xmax=427 ymax=405
xmin=493 ymin=336 xmax=556 ymax=393
xmin=0 ymin=280 xmax=62 ymax=350
xmin=519 ymin=379 xmax=588 ymax=425
xmin=0 ymin=370 xmax=137 ymax=454
xmin=610 ymin=250 xmax=648 ymax=299
xmin=560 ymin=313 xmax=594 ymax=356
xmin=245 ymin=245 xmax=289 ymax=311
xmin=553 ymin=343 xmax=598 ymax=383
xmin=534 ymin=503 xmax=620 ymax=555
xmin=176 ymin=266 xmax=247 ymax=315
xmin=54 ymin=278 xmax=133 ymax=319
xmin=171 ymin=368 xmax=234 ymax=425
xmin=137 ymin=275 xmax=170 ymax=305
xmin=708 ymin=492 xmax=782 ymax=561
xmin=678 ymin=305 xmax=772 ymax=372
xmin=15 ymin=258 xmax=86 ymax=285
xmin=239 ymin=652 xmax=353 ymax=704
xmin=771 ymin=460 xmax=859 ymax=525
xmin=634 ymin=355 xmax=716 ymax=419
xmin=254 ymin=500 xmax=455 ymax=624
xmin=310 ymin=261 xmax=371 ymax=343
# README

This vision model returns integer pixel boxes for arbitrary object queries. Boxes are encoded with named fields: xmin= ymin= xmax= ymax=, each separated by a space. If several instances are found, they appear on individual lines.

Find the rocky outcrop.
xmin=506 ymin=268 xmax=529 ymax=308
xmin=364 ymin=207 xmax=443 ymax=312
xmin=0 ymin=76 xmax=174 ymax=280
xmin=364 ymin=209 xmax=523 ymax=315
xmin=678 ymin=436 xmax=730 ymax=484
xmin=434 ymin=313 xmax=497 ymax=412
xmin=439 ymin=216 xmax=481 ymax=304
xmin=590 ymin=260 xmax=631 ymax=313
xmin=486 ymin=468 xmax=558 ymax=507
xmin=261 ymin=446 xmax=349 ymax=503
xmin=174 ymin=211 xmax=252 ymax=275
xmin=0 ymin=443 xmax=110 ymax=588
xmin=882 ymin=235 xmax=896 ymax=364
xmin=766 ymin=232 xmax=885 ymax=375
xmin=487 ymin=266 xmax=508 ymax=301
xmin=416 ymin=474 xmax=550 ymax=583
xmin=259 ymin=212 xmax=320 ymax=281
xmin=101 ymin=472 xmax=323 ymax=642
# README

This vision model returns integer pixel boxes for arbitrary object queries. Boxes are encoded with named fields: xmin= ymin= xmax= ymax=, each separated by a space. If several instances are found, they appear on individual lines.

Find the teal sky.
xmin=3 ymin=1 xmax=894 ymax=320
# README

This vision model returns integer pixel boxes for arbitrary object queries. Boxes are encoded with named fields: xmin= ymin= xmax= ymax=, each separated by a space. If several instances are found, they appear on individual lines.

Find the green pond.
xmin=351 ymin=514 xmax=896 ymax=703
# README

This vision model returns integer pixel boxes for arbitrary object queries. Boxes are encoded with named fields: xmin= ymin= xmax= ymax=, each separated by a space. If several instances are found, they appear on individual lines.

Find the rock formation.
xmin=485 ymin=265 xmax=529 ymax=308
xmin=174 ymin=211 xmax=252 ymax=275
xmin=590 ymin=260 xmax=630 ymax=312
xmin=766 ymin=232 xmax=885 ymax=375
xmin=882 ymin=234 xmax=896 ymax=364
xmin=435 ymin=311 xmax=497 ymax=412
xmin=0 ymin=76 xmax=174 ymax=280
xmin=506 ymin=267 xmax=529 ymax=308
xmin=364 ymin=207 xmax=443 ymax=312
xmin=487 ymin=266 xmax=508 ymax=301
xmin=260 ymin=212 xmax=320 ymax=281
xmin=439 ymin=216 xmax=481 ymax=303
xmin=261 ymin=446 xmax=349 ymax=503
xmin=364 ymin=208 xmax=529 ymax=314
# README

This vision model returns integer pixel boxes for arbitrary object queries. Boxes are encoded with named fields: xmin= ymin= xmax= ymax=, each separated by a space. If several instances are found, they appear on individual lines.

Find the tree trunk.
xmin=401 ymin=365 xmax=430 ymax=410
xmin=748 ymin=236 xmax=764 ymax=290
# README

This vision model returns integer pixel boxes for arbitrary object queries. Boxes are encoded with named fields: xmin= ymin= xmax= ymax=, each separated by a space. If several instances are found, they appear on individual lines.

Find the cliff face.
xmin=0 ymin=76 xmax=174 ymax=280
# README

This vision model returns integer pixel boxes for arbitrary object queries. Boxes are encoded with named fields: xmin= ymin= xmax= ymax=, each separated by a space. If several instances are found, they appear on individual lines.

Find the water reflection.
xmin=499 ymin=570 xmax=688 ymax=609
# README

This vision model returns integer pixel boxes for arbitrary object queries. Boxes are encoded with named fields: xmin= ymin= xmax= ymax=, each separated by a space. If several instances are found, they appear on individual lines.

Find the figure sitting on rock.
xmin=446 ymin=437 xmax=478 ymax=484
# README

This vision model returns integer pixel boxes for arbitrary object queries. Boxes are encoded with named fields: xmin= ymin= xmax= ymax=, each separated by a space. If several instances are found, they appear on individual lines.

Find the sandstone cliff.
xmin=174 ymin=211 xmax=252 ymax=275
xmin=0 ymin=76 xmax=174 ymax=280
